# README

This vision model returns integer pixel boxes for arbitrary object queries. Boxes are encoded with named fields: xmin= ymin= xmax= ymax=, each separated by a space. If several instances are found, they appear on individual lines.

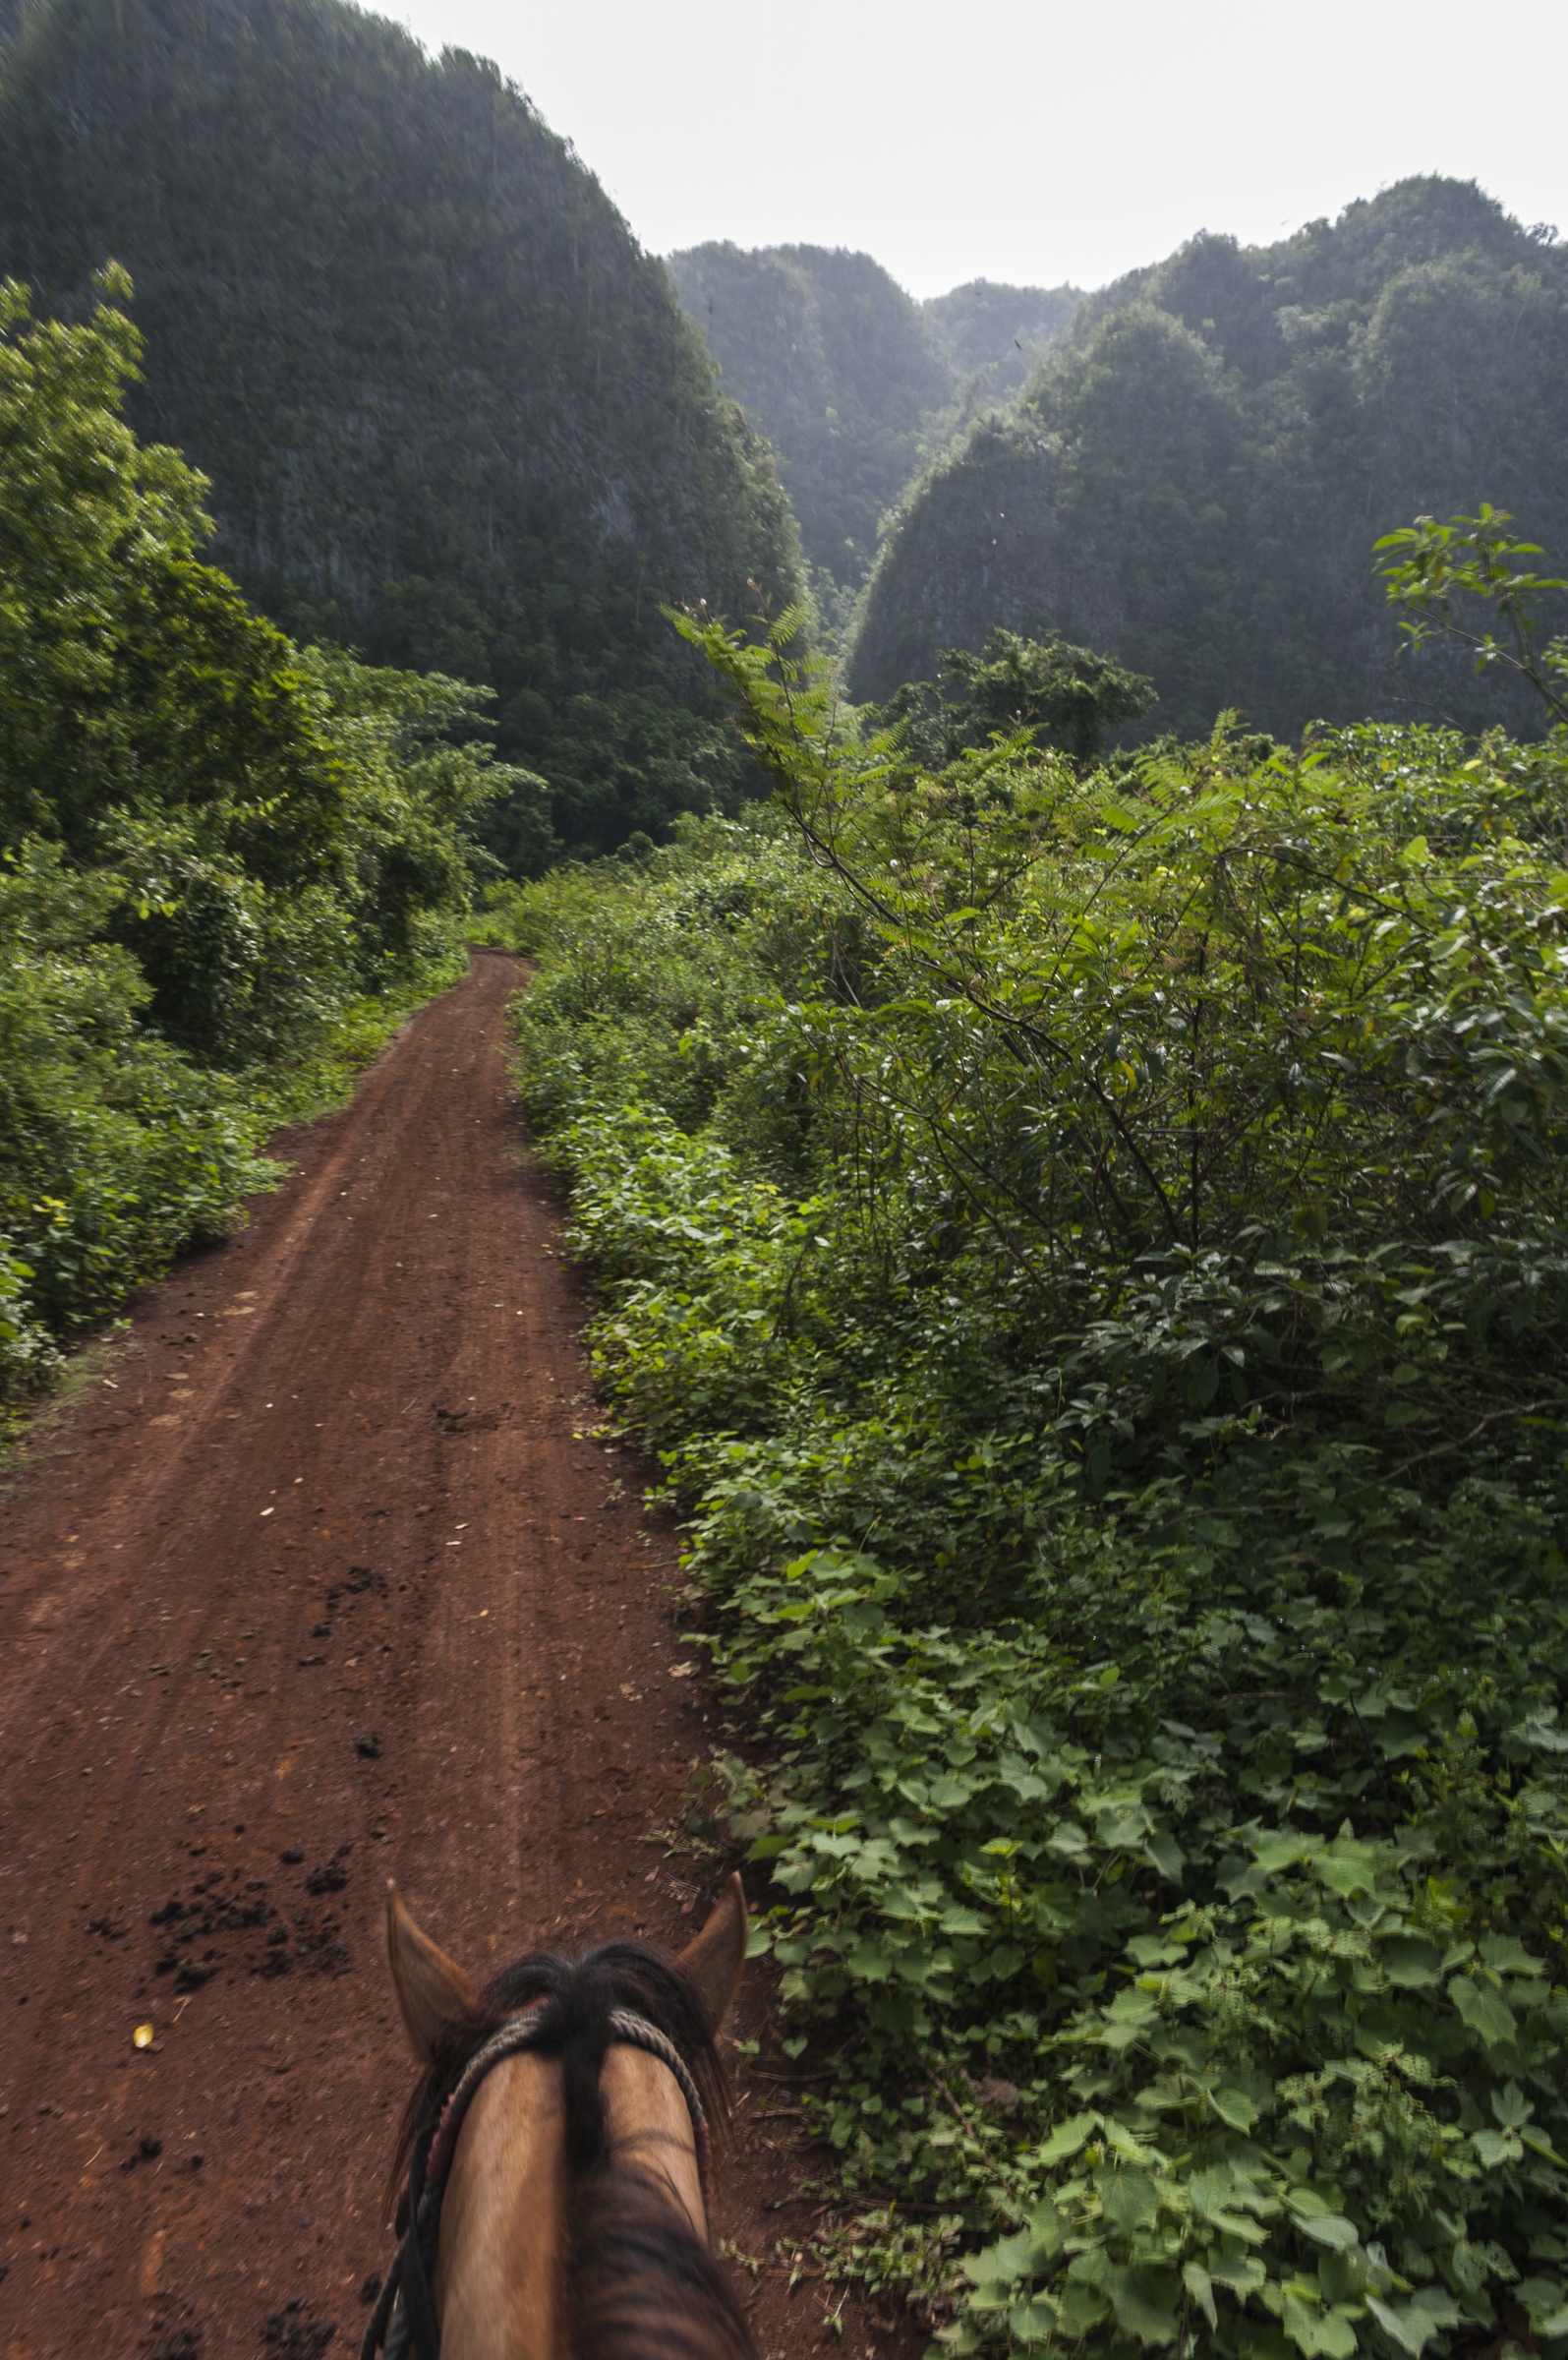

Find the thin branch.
xmin=1389 ymin=1399 xmax=1557 ymax=1481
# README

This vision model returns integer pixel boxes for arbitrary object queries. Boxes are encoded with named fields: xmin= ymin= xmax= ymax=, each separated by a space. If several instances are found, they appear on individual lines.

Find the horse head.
xmin=368 ymin=1874 xmax=754 ymax=2360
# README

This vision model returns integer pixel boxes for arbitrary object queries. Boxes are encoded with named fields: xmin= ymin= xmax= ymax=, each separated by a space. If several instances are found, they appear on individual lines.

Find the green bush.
xmin=0 ymin=842 xmax=277 ymax=1335
xmin=507 ymin=652 xmax=1568 ymax=2359
xmin=0 ymin=273 xmax=503 ymax=1394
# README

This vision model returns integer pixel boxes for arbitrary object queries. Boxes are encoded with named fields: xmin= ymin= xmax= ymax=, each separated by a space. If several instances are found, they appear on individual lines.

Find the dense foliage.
xmin=0 ymin=0 xmax=804 ymax=862
xmin=849 ymin=180 xmax=1568 ymax=744
xmin=0 ymin=272 xmax=502 ymax=1400
xmin=501 ymin=612 xmax=1568 ymax=2360
xmin=880 ymin=628 xmax=1158 ymax=767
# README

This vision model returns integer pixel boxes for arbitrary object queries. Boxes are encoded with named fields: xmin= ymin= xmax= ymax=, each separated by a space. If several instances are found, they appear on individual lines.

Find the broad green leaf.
xmin=1491 ymin=2081 xmax=1534 ymax=2129
xmin=1211 ymin=2086 xmax=1260 ymax=2131
xmin=1100 ymin=2166 xmax=1159 ymax=2233
xmin=1313 ymin=1839 xmax=1383 ymax=1898
xmin=1286 ymin=2297 xmax=1361 ymax=2359
xmin=1447 ymin=1975 xmax=1517 ymax=2048
xmin=1365 ymin=2292 xmax=1461 ymax=2355
xmin=1104 ymin=2266 xmax=1182 ymax=2346
xmin=1295 ymin=2215 xmax=1361 ymax=2252
xmin=968 ymin=2228 xmax=1031 ymax=2284
xmin=1056 ymin=2282 xmax=1111 ymax=2332
xmin=1027 ymin=2201 xmax=1067 ymax=2266
xmin=937 ymin=1905 xmax=987 ymax=1936
xmin=1184 ymin=2261 xmax=1218 ymax=2331
xmin=1037 ymin=2110 xmax=1098 ymax=2164
xmin=1479 ymin=1933 xmax=1544 ymax=1976
xmin=1252 ymin=1833 xmax=1311 ymax=1874
xmin=1143 ymin=1830 xmax=1185 ymax=1883
xmin=1381 ymin=1935 xmax=1442 ymax=1987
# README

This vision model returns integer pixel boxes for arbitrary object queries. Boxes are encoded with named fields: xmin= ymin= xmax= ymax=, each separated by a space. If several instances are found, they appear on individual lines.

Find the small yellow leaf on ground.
xmin=133 ymin=2023 xmax=153 ymax=2049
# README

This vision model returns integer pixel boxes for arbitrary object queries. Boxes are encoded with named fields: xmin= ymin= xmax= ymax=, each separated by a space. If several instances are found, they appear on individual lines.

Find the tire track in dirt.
xmin=0 ymin=953 xmax=898 ymax=2360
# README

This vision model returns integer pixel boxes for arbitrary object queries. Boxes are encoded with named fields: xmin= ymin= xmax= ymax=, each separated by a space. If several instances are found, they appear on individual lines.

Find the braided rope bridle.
xmin=361 ymin=2003 xmax=714 ymax=2360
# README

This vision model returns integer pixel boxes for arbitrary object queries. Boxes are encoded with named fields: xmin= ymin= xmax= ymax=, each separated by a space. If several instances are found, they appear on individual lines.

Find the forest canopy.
xmin=0 ymin=0 xmax=804 ymax=864
xmin=848 ymin=180 xmax=1568 ymax=742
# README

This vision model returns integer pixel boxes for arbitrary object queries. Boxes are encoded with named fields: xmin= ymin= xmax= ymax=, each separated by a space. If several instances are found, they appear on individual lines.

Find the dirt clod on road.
xmin=1 ymin=953 xmax=905 ymax=2360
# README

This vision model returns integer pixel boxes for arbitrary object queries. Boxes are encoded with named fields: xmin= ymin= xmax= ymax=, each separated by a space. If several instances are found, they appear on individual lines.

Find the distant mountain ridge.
xmin=0 ymin=0 xmax=804 ymax=858
xmin=924 ymin=278 xmax=1082 ymax=398
xmin=847 ymin=179 xmax=1568 ymax=739
xmin=667 ymin=242 xmax=1080 ymax=593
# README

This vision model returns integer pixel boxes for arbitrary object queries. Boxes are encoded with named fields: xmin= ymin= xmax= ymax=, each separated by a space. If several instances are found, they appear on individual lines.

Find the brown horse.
xmin=364 ymin=1873 xmax=757 ymax=2360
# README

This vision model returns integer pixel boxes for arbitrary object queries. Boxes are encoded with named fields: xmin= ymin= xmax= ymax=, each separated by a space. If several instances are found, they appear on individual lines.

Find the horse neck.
xmin=433 ymin=2047 xmax=706 ymax=2360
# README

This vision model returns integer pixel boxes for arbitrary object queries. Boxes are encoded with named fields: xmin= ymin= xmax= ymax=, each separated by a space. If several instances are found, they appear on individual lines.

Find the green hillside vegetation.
xmin=0 ymin=273 xmax=504 ymax=1406
xmin=667 ymin=243 xmax=957 ymax=594
xmin=495 ymin=593 xmax=1568 ymax=2360
xmin=667 ymin=249 xmax=1083 ymax=607
xmin=0 ymin=0 xmax=804 ymax=866
xmin=849 ymin=180 xmax=1568 ymax=741
xmin=924 ymin=278 xmax=1083 ymax=399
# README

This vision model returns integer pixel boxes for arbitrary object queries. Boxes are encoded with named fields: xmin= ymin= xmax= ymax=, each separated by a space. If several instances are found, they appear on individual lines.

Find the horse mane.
xmin=392 ymin=1937 xmax=755 ymax=2360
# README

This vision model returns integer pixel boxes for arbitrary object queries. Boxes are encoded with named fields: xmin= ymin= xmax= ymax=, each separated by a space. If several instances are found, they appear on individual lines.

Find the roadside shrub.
xmin=0 ymin=273 xmax=503 ymax=1390
xmin=508 ymin=657 xmax=1568 ymax=2360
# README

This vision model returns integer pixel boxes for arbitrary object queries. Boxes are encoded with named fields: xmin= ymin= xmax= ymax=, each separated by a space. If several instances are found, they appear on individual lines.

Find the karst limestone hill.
xmin=846 ymin=178 xmax=1568 ymax=742
xmin=667 ymin=241 xmax=1079 ymax=595
xmin=0 ymin=0 xmax=804 ymax=863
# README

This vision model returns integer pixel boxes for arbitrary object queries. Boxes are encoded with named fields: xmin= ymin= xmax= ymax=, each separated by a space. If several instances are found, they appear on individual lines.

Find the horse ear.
xmin=384 ymin=1881 xmax=482 ymax=2065
xmin=679 ymin=1870 xmax=749 ymax=2036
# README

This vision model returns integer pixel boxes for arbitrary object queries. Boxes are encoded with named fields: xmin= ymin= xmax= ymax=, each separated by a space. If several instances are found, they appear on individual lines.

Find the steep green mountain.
xmin=922 ymin=276 xmax=1081 ymax=397
xmin=0 ymin=0 xmax=804 ymax=860
xmin=667 ymin=243 xmax=955 ymax=592
xmin=848 ymin=179 xmax=1568 ymax=739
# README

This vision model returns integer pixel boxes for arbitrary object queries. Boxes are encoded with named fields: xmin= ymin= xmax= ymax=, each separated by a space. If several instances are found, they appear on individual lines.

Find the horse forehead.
xmin=453 ymin=2048 xmax=566 ymax=2169
xmin=601 ymin=2045 xmax=705 ymax=2237
xmin=601 ymin=2042 xmax=695 ymax=2136
xmin=449 ymin=2041 xmax=689 ymax=2153
xmin=437 ymin=2053 xmax=566 ymax=2356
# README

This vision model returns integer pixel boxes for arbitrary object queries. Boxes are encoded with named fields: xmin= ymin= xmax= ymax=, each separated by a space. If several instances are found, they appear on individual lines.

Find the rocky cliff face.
xmin=849 ymin=181 xmax=1568 ymax=739
xmin=0 ymin=0 xmax=803 ymax=852
xmin=668 ymin=241 xmax=955 ymax=589
xmin=668 ymin=247 xmax=1084 ymax=600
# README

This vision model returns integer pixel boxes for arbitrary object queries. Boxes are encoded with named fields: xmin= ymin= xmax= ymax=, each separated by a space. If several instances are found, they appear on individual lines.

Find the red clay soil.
xmin=0 ymin=951 xmax=922 ymax=2360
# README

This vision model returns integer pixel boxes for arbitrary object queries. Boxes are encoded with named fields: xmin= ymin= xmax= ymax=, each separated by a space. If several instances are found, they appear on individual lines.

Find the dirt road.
xmin=0 ymin=953 xmax=886 ymax=2360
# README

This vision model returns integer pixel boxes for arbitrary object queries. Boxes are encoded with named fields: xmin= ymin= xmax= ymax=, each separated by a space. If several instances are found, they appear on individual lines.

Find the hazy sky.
xmin=388 ymin=0 xmax=1567 ymax=300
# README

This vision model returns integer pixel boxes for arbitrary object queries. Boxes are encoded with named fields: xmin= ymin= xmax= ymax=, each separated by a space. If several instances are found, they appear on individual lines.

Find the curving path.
xmin=0 ymin=953 xmax=879 ymax=2360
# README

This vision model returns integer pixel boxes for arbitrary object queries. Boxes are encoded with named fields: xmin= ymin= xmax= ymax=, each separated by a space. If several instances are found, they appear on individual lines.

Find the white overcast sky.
xmin=387 ymin=0 xmax=1566 ymax=301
